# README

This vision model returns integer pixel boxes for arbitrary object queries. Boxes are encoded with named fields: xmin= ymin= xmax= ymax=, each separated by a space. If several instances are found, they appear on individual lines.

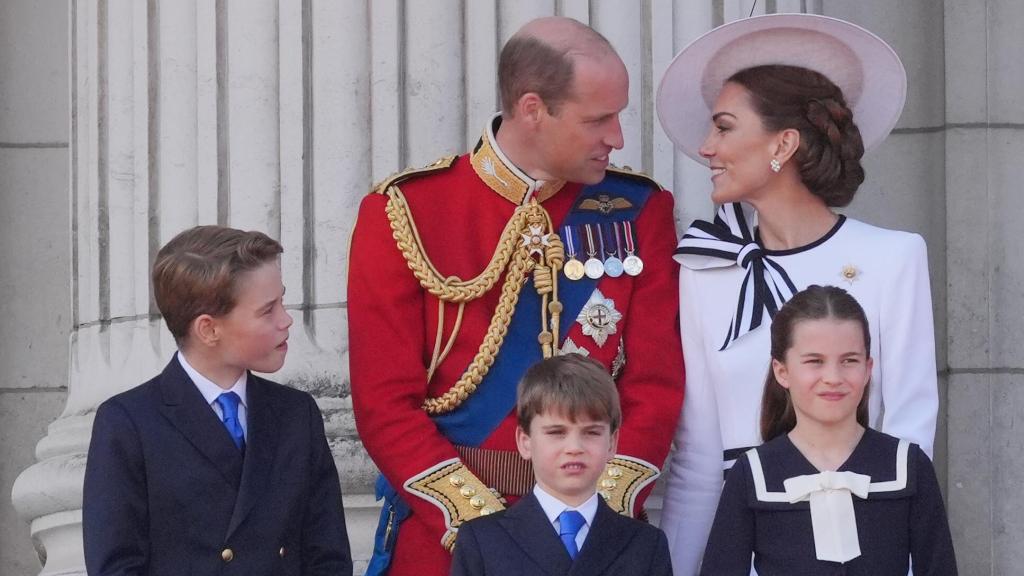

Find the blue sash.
xmin=433 ymin=173 xmax=654 ymax=445
xmin=366 ymin=173 xmax=654 ymax=574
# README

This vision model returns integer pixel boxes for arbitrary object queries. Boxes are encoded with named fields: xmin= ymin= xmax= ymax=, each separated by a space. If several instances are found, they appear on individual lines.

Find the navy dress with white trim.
xmin=700 ymin=428 xmax=956 ymax=576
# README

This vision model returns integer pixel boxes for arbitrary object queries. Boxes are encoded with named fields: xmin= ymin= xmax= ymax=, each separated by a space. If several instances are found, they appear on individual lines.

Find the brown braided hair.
xmin=729 ymin=65 xmax=866 ymax=207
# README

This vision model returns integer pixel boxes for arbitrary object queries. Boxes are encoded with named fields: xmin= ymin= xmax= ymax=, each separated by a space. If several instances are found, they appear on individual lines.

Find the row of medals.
xmin=562 ymin=222 xmax=644 ymax=281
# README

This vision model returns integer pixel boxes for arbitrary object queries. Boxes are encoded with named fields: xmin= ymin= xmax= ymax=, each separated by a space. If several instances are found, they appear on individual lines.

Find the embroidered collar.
xmin=470 ymin=113 xmax=565 ymax=205
xmin=745 ymin=437 xmax=910 ymax=564
xmin=746 ymin=438 xmax=910 ymax=504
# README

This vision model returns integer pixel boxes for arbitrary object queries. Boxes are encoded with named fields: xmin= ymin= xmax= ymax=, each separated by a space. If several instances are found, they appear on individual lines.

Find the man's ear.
xmin=516 ymin=92 xmax=546 ymax=125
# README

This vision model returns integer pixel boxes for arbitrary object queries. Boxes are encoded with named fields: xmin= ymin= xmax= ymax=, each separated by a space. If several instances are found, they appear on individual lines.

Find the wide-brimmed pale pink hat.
xmin=656 ymin=13 xmax=906 ymax=163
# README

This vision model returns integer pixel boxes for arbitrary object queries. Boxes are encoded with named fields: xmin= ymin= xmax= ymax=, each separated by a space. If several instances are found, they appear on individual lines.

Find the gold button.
xmin=469 ymin=495 xmax=486 ymax=509
xmin=601 ymin=478 xmax=618 ymax=489
xmin=607 ymin=466 xmax=623 ymax=478
xmin=221 ymin=548 xmax=234 ymax=562
xmin=449 ymin=475 xmax=465 ymax=488
xmin=279 ymin=547 xmax=286 ymax=557
xmin=480 ymin=507 xmax=496 ymax=516
xmin=459 ymin=485 xmax=476 ymax=498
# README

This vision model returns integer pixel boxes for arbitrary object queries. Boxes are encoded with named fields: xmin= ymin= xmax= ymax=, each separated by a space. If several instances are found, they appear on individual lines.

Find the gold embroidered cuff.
xmin=404 ymin=459 xmax=506 ymax=552
xmin=597 ymin=456 xmax=661 ymax=517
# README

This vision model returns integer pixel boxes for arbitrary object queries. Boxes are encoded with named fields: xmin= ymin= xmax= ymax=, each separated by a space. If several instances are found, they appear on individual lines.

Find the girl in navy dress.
xmin=700 ymin=285 xmax=956 ymax=576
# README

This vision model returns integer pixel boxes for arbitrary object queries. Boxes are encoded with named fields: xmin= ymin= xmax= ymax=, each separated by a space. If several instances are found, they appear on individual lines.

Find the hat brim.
xmin=656 ymin=14 xmax=907 ymax=163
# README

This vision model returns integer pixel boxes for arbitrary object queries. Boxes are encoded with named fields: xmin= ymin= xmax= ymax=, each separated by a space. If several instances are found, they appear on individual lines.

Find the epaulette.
xmin=606 ymin=164 xmax=665 ymax=191
xmin=371 ymin=155 xmax=458 ymax=195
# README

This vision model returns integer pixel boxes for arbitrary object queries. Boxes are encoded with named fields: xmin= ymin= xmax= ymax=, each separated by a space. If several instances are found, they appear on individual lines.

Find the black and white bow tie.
xmin=674 ymin=202 xmax=798 ymax=350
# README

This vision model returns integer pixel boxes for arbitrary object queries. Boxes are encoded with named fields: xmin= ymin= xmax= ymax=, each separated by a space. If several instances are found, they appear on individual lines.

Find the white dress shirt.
xmin=177 ymin=351 xmax=249 ymax=438
xmin=533 ymin=484 xmax=599 ymax=552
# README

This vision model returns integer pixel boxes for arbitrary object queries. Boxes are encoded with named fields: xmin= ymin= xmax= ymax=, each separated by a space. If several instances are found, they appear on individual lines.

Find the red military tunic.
xmin=348 ymin=117 xmax=684 ymax=575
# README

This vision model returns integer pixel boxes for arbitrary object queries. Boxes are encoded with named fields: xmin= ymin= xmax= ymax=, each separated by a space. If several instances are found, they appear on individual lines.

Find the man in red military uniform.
xmin=349 ymin=16 xmax=684 ymax=575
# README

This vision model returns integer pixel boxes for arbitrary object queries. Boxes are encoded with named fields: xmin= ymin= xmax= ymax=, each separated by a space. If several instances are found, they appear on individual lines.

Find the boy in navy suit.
xmin=450 ymin=354 xmax=672 ymax=575
xmin=83 ymin=225 xmax=352 ymax=576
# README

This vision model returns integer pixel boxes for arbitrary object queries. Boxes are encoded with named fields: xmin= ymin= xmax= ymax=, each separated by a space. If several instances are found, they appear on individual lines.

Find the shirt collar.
xmin=470 ymin=113 xmax=566 ymax=205
xmin=533 ymin=484 xmax=599 ymax=528
xmin=177 ymin=351 xmax=248 ymax=407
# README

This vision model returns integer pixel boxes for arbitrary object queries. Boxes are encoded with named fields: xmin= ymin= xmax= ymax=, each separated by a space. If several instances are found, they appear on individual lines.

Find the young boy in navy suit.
xmin=450 ymin=354 xmax=672 ymax=575
xmin=83 ymin=225 xmax=352 ymax=576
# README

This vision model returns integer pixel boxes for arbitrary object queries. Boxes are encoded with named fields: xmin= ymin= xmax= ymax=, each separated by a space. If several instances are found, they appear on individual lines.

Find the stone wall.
xmin=0 ymin=0 xmax=71 ymax=574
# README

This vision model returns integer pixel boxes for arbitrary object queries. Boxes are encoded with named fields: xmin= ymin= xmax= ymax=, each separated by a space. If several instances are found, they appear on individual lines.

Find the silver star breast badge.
xmin=559 ymin=337 xmax=590 ymax=357
xmin=576 ymin=289 xmax=622 ymax=347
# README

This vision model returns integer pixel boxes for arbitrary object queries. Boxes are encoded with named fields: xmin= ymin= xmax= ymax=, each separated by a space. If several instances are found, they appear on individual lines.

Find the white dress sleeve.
xmin=660 ymin=266 xmax=725 ymax=576
xmin=877 ymin=233 xmax=938 ymax=458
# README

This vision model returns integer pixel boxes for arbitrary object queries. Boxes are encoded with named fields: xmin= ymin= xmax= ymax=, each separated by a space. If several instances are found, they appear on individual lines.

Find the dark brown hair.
xmin=760 ymin=285 xmax=871 ymax=442
xmin=498 ymin=22 xmax=614 ymax=116
xmin=729 ymin=64 xmax=866 ymax=207
xmin=517 ymin=353 xmax=622 ymax=434
xmin=152 ymin=225 xmax=283 ymax=343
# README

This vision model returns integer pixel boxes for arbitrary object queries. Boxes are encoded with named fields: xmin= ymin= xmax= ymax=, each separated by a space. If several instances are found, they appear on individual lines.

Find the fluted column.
xmin=9 ymin=0 xmax=379 ymax=572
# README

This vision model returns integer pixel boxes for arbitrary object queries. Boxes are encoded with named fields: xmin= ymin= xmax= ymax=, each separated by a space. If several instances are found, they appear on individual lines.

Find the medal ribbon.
xmin=584 ymin=224 xmax=598 ymax=258
xmin=622 ymin=221 xmax=637 ymax=255
xmin=562 ymin=225 xmax=577 ymax=258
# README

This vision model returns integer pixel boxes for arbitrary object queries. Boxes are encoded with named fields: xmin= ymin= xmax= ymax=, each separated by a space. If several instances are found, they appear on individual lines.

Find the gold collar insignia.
xmin=470 ymin=114 xmax=564 ymax=205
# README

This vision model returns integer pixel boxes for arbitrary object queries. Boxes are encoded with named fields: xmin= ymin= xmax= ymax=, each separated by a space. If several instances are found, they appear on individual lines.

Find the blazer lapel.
xmin=501 ymin=493 xmax=573 ymax=576
xmin=569 ymin=498 xmax=634 ymax=576
xmin=157 ymin=356 xmax=244 ymax=489
xmin=226 ymin=374 xmax=277 ymax=538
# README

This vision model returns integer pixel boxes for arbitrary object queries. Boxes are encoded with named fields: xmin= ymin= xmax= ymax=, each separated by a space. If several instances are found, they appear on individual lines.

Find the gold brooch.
xmin=839 ymin=264 xmax=860 ymax=284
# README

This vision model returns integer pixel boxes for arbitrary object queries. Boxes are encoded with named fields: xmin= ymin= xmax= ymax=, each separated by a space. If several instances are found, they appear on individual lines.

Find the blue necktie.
xmin=215 ymin=392 xmax=246 ymax=452
xmin=557 ymin=510 xmax=586 ymax=560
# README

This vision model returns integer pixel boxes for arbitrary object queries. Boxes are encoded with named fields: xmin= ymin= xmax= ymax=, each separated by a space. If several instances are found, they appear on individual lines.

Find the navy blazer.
xmin=83 ymin=356 xmax=352 ymax=576
xmin=450 ymin=492 xmax=672 ymax=576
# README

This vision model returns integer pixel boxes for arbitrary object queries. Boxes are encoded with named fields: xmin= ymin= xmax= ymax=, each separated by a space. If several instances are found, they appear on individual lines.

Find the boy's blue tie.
xmin=557 ymin=510 xmax=586 ymax=560
xmin=215 ymin=392 xmax=246 ymax=452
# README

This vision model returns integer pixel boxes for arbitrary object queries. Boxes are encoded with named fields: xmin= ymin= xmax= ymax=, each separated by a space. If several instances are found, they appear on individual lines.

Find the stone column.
xmin=945 ymin=1 xmax=1024 ymax=574
xmin=9 ymin=0 xmax=379 ymax=572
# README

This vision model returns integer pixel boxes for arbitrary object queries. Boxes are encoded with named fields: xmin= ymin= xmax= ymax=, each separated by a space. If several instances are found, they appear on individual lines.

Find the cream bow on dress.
xmin=783 ymin=470 xmax=871 ymax=563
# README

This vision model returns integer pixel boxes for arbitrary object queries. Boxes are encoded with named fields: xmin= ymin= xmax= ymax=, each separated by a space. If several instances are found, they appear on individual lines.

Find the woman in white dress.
xmin=654 ymin=14 xmax=939 ymax=576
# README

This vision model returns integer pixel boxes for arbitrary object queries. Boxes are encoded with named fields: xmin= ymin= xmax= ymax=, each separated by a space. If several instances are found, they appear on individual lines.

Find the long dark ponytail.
xmin=760 ymin=285 xmax=872 ymax=442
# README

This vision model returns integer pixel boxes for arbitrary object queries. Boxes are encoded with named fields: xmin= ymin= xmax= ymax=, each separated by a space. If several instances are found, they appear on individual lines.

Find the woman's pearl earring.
xmin=770 ymin=158 xmax=782 ymax=173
